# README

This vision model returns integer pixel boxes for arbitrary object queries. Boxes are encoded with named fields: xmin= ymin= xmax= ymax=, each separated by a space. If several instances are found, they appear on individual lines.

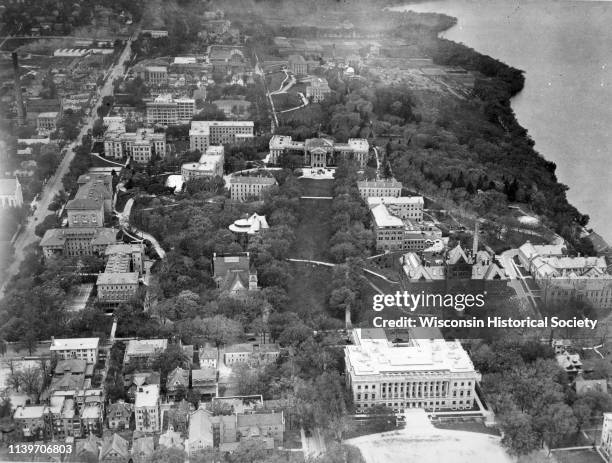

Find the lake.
xmin=392 ymin=0 xmax=612 ymax=243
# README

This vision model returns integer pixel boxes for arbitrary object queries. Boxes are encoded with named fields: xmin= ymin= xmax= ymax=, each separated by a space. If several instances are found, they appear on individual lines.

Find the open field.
xmin=347 ymin=410 xmax=512 ymax=463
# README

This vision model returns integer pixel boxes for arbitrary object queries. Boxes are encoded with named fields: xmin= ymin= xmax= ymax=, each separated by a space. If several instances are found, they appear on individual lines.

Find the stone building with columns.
xmin=345 ymin=328 xmax=481 ymax=413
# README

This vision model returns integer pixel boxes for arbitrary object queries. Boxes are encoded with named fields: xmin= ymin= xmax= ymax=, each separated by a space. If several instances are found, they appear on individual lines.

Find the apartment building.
xmin=345 ymin=328 xmax=481 ymax=413
xmin=124 ymin=339 xmax=168 ymax=368
xmin=134 ymin=385 xmax=160 ymax=433
xmin=50 ymin=338 xmax=100 ymax=364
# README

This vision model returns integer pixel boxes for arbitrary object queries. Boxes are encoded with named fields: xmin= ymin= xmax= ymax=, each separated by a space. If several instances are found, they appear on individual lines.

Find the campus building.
xmin=367 ymin=196 xmax=424 ymax=222
xmin=304 ymin=77 xmax=331 ymax=102
xmin=36 ymin=112 xmax=59 ymax=135
xmin=267 ymin=136 xmax=370 ymax=168
xmin=212 ymin=252 xmax=258 ymax=296
xmin=0 ymin=178 xmax=23 ymax=208
xmin=104 ymin=127 xmax=166 ymax=163
xmin=145 ymin=94 xmax=196 ymax=125
xmin=517 ymin=241 xmax=612 ymax=309
xmin=229 ymin=175 xmax=277 ymax=202
xmin=96 ymin=243 xmax=144 ymax=304
xmin=40 ymin=227 xmax=118 ymax=258
xmin=181 ymin=146 xmax=224 ymax=181
xmin=357 ymin=179 xmax=402 ymax=199
xmin=345 ymin=328 xmax=481 ymax=412
xmin=189 ymin=121 xmax=254 ymax=152
xmin=66 ymin=198 xmax=104 ymax=229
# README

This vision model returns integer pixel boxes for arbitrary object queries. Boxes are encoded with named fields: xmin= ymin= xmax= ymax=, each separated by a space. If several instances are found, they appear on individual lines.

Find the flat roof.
xmin=50 ymin=338 xmax=99 ymax=351
xmin=135 ymin=384 xmax=160 ymax=407
xmin=96 ymin=272 xmax=139 ymax=285
xmin=368 ymin=196 xmax=424 ymax=206
xmin=346 ymin=328 xmax=479 ymax=377
xmin=370 ymin=203 xmax=404 ymax=228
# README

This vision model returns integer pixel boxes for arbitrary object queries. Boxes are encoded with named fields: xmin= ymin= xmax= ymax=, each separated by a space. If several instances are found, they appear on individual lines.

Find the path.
xmin=114 ymin=198 xmax=166 ymax=259
xmin=0 ymin=30 xmax=137 ymax=298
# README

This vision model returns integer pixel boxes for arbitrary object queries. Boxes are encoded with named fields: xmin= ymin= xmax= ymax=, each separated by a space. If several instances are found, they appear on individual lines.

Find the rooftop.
xmin=346 ymin=328 xmax=479 ymax=377
xmin=96 ymin=272 xmax=139 ymax=285
xmin=50 ymin=338 xmax=99 ymax=352
xmin=135 ymin=384 xmax=160 ymax=408
xmin=0 ymin=178 xmax=20 ymax=196
xmin=125 ymin=339 xmax=168 ymax=357
xmin=370 ymin=203 xmax=404 ymax=228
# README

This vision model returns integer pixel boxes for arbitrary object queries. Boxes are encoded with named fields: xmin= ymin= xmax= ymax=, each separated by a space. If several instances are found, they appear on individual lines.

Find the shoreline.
xmin=389 ymin=1 xmax=609 ymax=251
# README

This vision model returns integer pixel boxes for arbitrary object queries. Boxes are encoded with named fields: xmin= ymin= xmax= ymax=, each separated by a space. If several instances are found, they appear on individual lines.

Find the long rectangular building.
xmin=146 ymin=94 xmax=196 ymax=125
xmin=268 ymin=136 xmax=369 ymax=168
xmin=345 ymin=328 xmax=481 ymax=413
xmin=190 ymin=121 xmax=254 ymax=152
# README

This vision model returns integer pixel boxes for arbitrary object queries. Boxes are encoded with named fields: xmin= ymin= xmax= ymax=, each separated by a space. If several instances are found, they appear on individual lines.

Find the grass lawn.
xmin=266 ymin=71 xmax=287 ymax=91
xmin=285 ymin=178 xmax=338 ymax=325
xmin=553 ymin=449 xmax=604 ymax=463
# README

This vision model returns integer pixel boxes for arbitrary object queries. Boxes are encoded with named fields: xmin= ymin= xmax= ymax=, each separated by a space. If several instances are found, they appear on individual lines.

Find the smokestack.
xmin=12 ymin=52 xmax=25 ymax=126
xmin=472 ymin=222 xmax=479 ymax=258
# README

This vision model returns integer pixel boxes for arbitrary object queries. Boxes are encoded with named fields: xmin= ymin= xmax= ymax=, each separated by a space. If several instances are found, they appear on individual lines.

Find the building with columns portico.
xmin=345 ymin=328 xmax=481 ymax=413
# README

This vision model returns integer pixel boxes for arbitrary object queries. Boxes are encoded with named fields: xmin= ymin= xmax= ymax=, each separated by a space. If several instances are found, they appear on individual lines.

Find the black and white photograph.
xmin=0 ymin=0 xmax=611 ymax=462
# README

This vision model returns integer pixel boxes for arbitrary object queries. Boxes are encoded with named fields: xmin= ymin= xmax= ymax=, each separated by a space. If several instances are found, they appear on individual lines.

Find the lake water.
xmin=392 ymin=0 xmax=612 ymax=243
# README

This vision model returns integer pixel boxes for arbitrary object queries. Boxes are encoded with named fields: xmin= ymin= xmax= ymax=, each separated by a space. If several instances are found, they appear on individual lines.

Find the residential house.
xmin=107 ymin=401 xmax=132 ymax=430
xmin=166 ymin=367 xmax=189 ymax=400
xmin=192 ymin=368 xmax=217 ymax=399
xmin=100 ymin=433 xmax=130 ymax=463
xmin=132 ymin=436 xmax=155 ymax=463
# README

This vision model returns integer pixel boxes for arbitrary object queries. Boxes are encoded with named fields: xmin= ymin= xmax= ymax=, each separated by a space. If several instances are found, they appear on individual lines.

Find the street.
xmin=0 ymin=33 xmax=136 ymax=298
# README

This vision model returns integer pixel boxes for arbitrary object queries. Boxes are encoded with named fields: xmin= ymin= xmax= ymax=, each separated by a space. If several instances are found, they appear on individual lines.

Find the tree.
xmin=198 ymin=315 xmax=242 ymax=348
xmin=534 ymin=403 xmax=577 ymax=450
xmin=146 ymin=447 xmax=186 ymax=463
xmin=226 ymin=440 xmax=268 ymax=463
xmin=499 ymin=411 xmax=539 ymax=455
xmin=34 ymin=214 xmax=60 ymax=237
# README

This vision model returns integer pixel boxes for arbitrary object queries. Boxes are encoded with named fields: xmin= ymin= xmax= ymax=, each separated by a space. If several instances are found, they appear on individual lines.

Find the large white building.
xmin=367 ymin=196 xmax=424 ymax=222
xmin=229 ymin=175 xmax=277 ymax=202
xmin=134 ymin=384 xmax=160 ymax=433
xmin=50 ymin=338 xmax=100 ymax=364
xmin=104 ymin=128 xmax=166 ymax=163
xmin=345 ymin=328 xmax=481 ymax=413
xmin=0 ymin=178 xmax=23 ymax=208
xmin=181 ymin=146 xmax=224 ymax=181
xmin=601 ymin=414 xmax=612 ymax=460
xmin=146 ymin=94 xmax=196 ymax=125
xmin=517 ymin=241 xmax=612 ymax=309
xmin=357 ymin=179 xmax=402 ymax=199
xmin=189 ymin=121 xmax=254 ymax=152
xmin=267 ymin=136 xmax=369 ymax=168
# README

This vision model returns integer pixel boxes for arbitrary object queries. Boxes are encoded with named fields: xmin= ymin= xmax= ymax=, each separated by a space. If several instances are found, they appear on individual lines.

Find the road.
xmin=0 ymin=33 xmax=136 ymax=298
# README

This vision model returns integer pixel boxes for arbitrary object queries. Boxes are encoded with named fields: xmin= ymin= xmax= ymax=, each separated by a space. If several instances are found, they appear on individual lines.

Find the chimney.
xmin=472 ymin=222 xmax=479 ymax=258
xmin=12 ymin=52 xmax=25 ymax=126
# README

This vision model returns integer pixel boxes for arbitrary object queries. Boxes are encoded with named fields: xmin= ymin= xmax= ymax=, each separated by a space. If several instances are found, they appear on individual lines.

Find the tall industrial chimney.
xmin=12 ymin=52 xmax=25 ymax=126
xmin=472 ymin=222 xmax=479 ymax=259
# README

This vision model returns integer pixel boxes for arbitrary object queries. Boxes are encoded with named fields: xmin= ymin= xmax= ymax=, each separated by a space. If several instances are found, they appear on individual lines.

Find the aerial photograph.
xmin=0 ymin=0 xmax=611 ymax=462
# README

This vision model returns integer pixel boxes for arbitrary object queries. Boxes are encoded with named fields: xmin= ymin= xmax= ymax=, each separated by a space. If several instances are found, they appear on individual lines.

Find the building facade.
xmin=229 ymin=175 xmax=277 ymax=202
xmin=357 ymin=179 xmax=402 ymax=199
xmin=267 ymin=136 xmax=370 ymax=168
xmin=181 ymin=146 xmax=225 ymax=181
xmin=50 ymin=338 xmax=100 ymax=364
xmin=135 ymin=385 xmax=161 ymax=433
xmin=367 ymin=196 xmax=424 ymax=222
xmin=0 ymin=178 xmax=23 ymax=208
xmin=36 ymin=112 xmax=59 ymax=135
xmin=66 ymin=198 xmax=104 ymax=228
xmin=40 ymin=227 xmax=118 ymax=258
xmin=189 ymin=121 xmax=254 ymax=152
xmin=345 ymin=328 xmax=481 ymax=413
xmin=104 ymin=128 xmax=166 ymax=162
xmin=145 ymin=95 xmax=195 ymax=125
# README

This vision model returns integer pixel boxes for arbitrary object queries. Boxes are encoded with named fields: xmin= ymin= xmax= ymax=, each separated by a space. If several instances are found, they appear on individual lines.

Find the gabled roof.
xmin=167 ymin=367 xmax=189 ymax=389
xmin=447 ymin=244 xmax=471 ymax=265
xmin=100 ymin=433 xmax=129 ymax=460
xmin=132 ymin=436 xmax=155 ymax=457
